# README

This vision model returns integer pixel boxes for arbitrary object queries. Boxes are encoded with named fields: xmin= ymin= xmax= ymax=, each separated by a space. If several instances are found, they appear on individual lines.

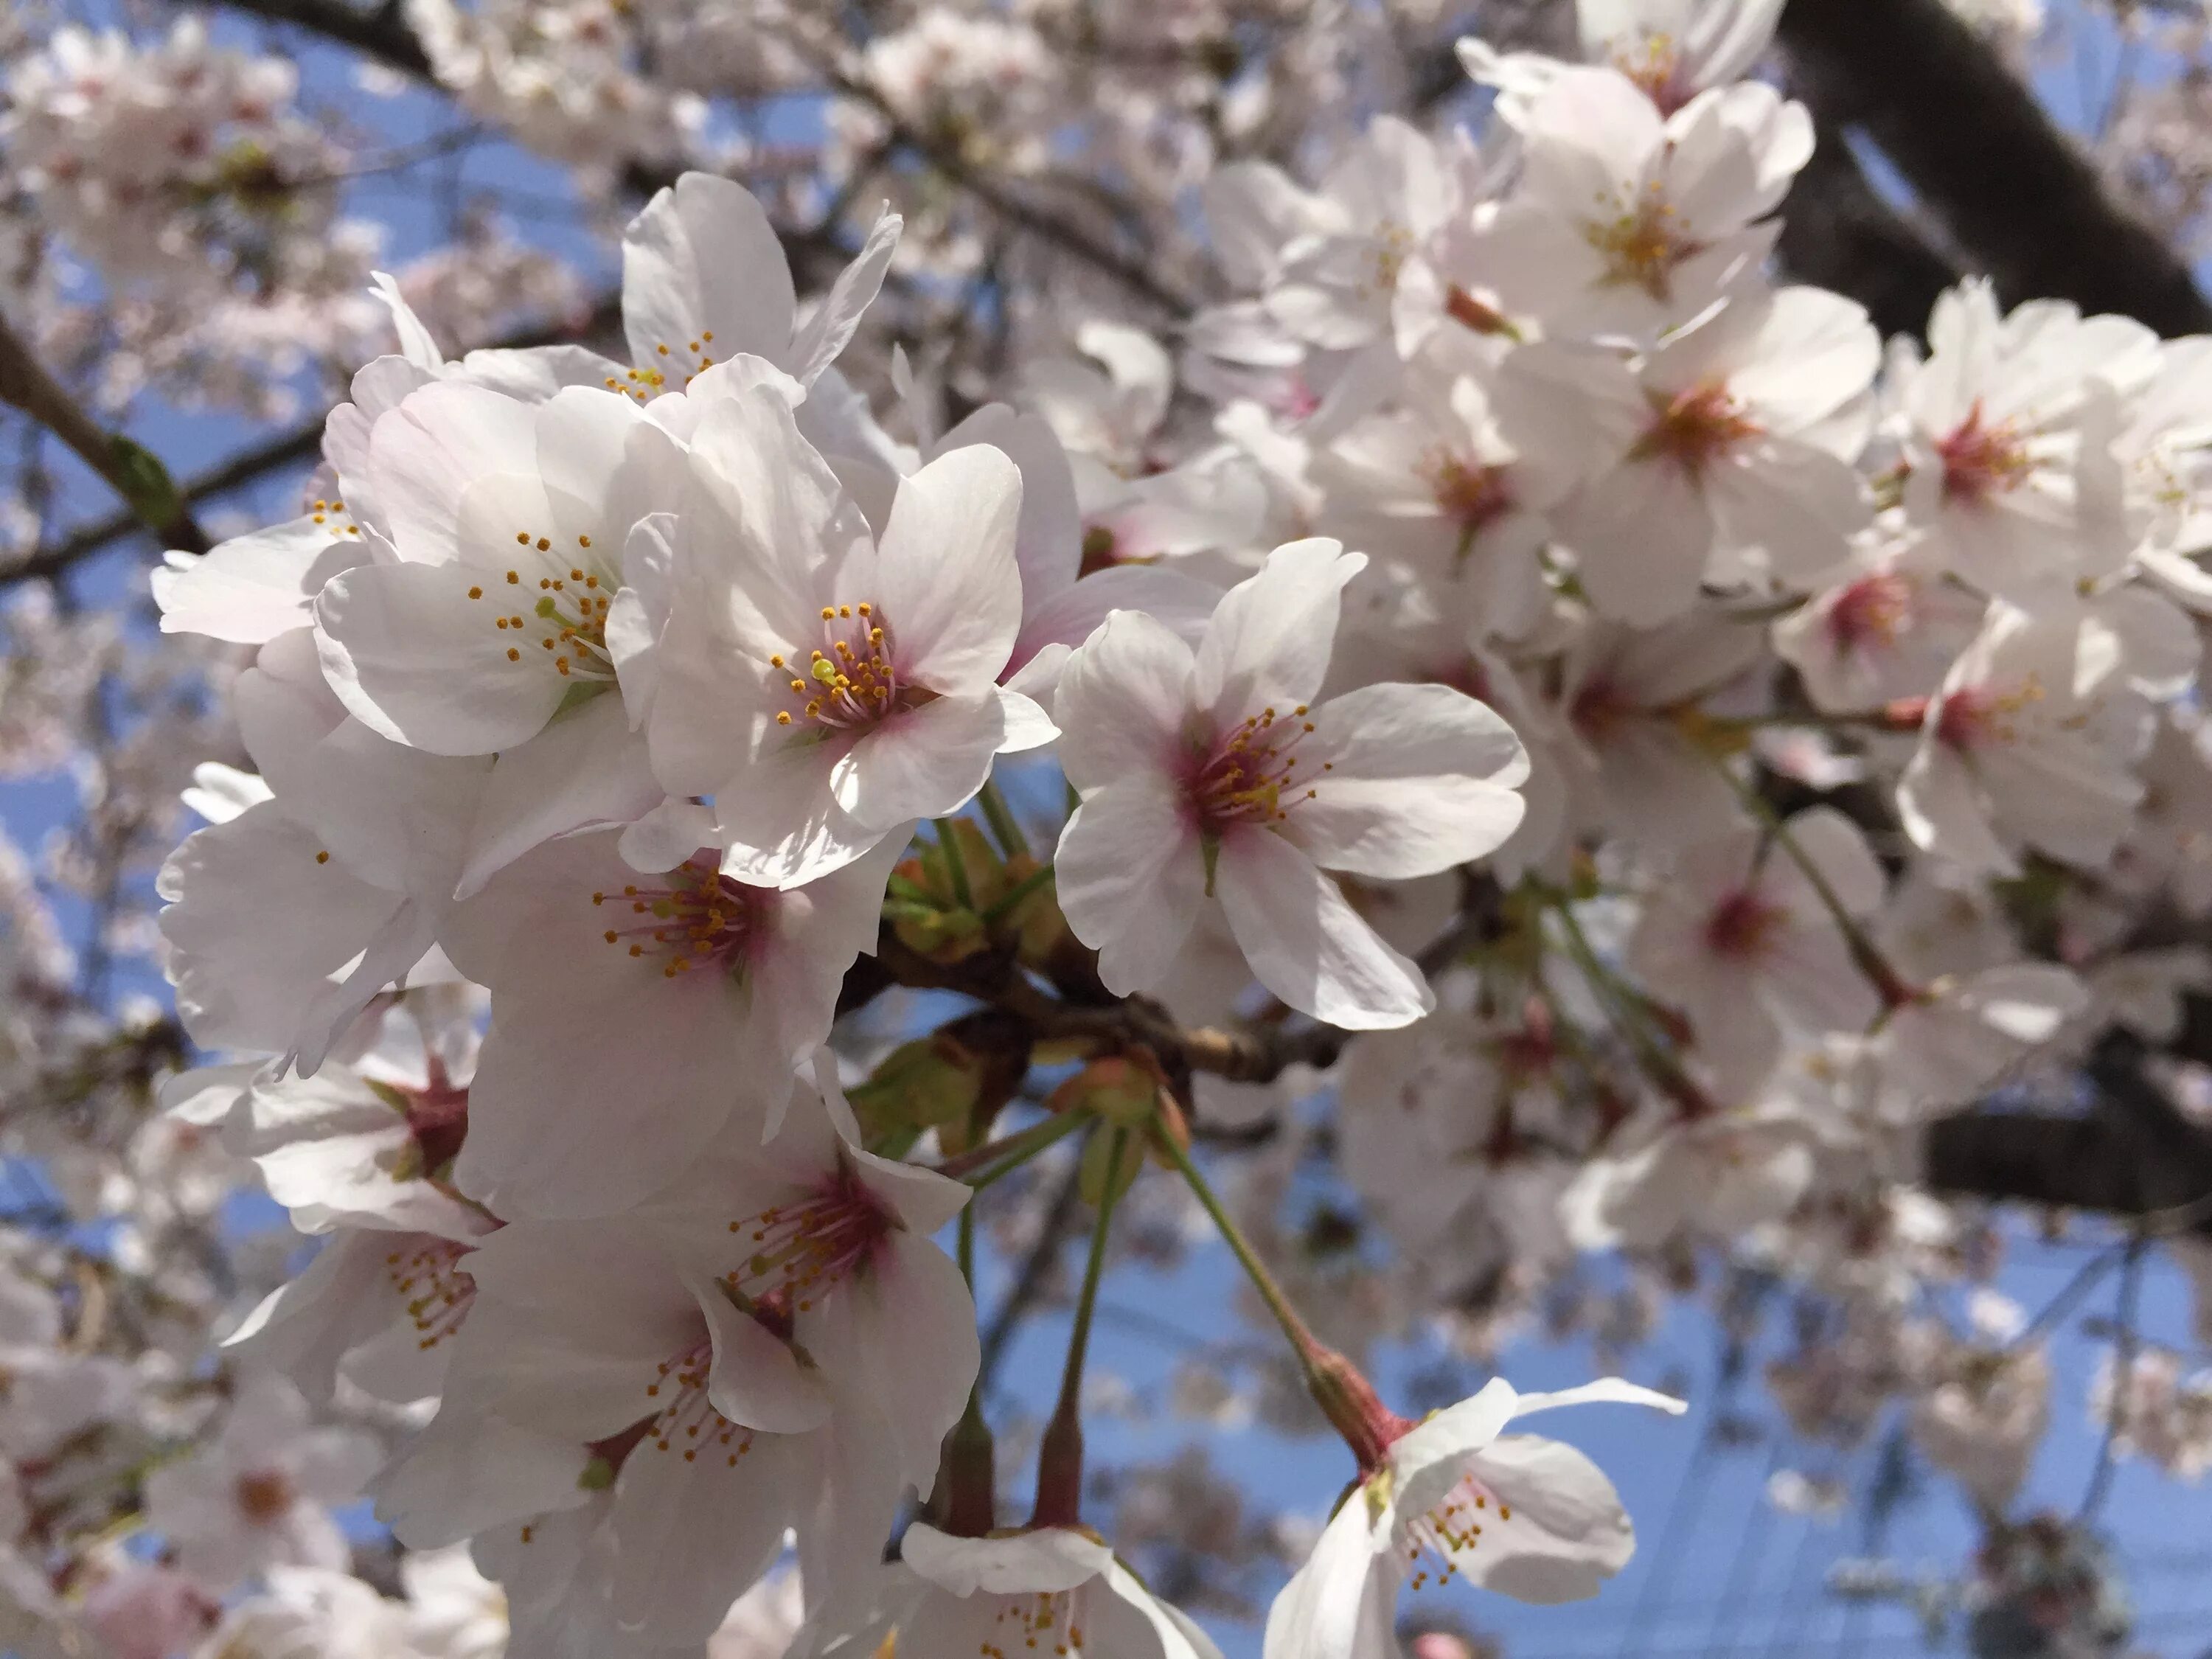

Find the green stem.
xmin=1160 ymin=1133 xmax=1322 ymax=1371
xmin=934 ymin=818 xmax=975 ymax=910
xmin=977 ymin=779 xmax=1032 ymax=861
xmin=938 ymin=1108 xmax=1088 ymax=1189
xmin=1550 ymin=894 xmax=1714 ymax=1119
xmin=978 ymin=861 xmax=1054 ymax=926
xmin=1712 ymin=759 xmax=1919 ymax=1010
xmin=1032 ymin=1127 xmax=1124 ymax=1527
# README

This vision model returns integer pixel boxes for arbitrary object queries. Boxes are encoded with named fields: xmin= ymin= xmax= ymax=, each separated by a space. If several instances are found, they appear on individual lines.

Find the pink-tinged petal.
xmin=1053 ymin=609 xmax=1200 ymax=792
xmin=1388 ymin=1378 xmax=1520 ymax=1492
xmin=869 ymin=445 xmax=1026 ymax=692
xmin=1012 ymin=565 xmax=1220 ymax=688
xmin=1261 ymin=1496 xmax=1397 ymax=1659
xmin=1213 ymin=827 xmax=1433 ymax=1029
xmin=1193 ymin=539 xmax=1365 ymax=723
xmin=1288 ymin=683 xmax=1529 ymax=879
xmin=695 ymin=1273 xmax=832 ymax=1435
xmin=787 ymin=207 xmax=902 ymax=386
xmin=372 ymin=1413 xmax=590 ymax=1551
xmin=994 ymin=688 xmax=1058 ymax=753
xmin=847 ymin=1232 xmax=980 ymax=1492
xmin=711 ymin=737 xmax=886 ymax=890
xmin=622 ymin=174 xmax=796 ymax=372
xmin=366 ymin=382 xmax=540 ymax=561
xmin=153 ymin=518 xmax=365 ymax=644
xmin=1054 ymin=776 xmax=1205 ymax=996
xmin=315 ymin=557 xmax=568 ymax=755
xmin=1896 ymin=740 xmax=2016 ymax=877
xmin=454 ymin=695 xmax=663 ymax=899
xmin=831 ymin=692 xmax=1009 ymax=830
xmin=619 ymin=796 xmax=717 ymax=875
xmin=608 ymin=1432 xmax=799 ymax=1645
xmin=1557 ymin=460 xmax=1715 ymax=627
xmin=158 ymin=803 xmax=404 ymax=1057
xmin=1453 ymin=1435 xmax=1638 ymax=1603
xmin=293 ymin=898 xmax=445 ymax=1076
xmin=1506 ymin=1378 xmax=1688 ymax=1419
xmin=446 ymin=1223 xmax=705 ymax=1440
xmin=455 ymin=970 xmax=747 ymax=1220
xmin=937 ymin=403 xmax=1084 ymax=605
xmin=902 ymin=1524 xmax=1112 ymax=1598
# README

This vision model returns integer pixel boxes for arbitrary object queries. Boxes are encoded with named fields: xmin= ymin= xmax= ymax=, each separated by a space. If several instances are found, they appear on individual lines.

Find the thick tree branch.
xmin=1923 ymin=1033 xmax=2212 ymax=1239
xmin=1778 ymin=0 xmax=2212 ymax=335
xmin=201 ymin=0 xmax=432 ymax=77
xmin=1775 ymin=116 xmax=1962 ymax=340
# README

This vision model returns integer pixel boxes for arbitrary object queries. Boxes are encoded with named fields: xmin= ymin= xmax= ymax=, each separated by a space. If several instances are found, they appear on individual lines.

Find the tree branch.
xmin=1775 ymin=115 xmax=1963 ymax=340
xmin=0 ymin=317 xmax=209 ymax=557
xmin=1778 ymin=0 xmax=2212 ymax=335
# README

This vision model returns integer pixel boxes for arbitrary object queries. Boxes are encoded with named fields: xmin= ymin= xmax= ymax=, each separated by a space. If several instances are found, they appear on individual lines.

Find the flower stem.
xmin=978 ymin=779 xmax=1032 ymax=861
xmin=1548 ymin=892 xmax=1715 ymax=1119
xmin=1032 ymin=1127 xmax=1124 ymax=1527
xmin=934 ymin=818 xmax=975 ymax=909
xmin=937 ymin=1108 xmax=1087 ymax=1189
xmin=1161 ymin=1132 xmax=1405 ymax=1470
xmin=978 ymin=861 xmax=1054 ymax=926
xmin=1712 ymin=757 xmax=1919 ymax=1010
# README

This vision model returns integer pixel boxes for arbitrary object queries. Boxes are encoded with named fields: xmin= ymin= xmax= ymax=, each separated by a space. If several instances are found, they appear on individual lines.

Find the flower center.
xmin=1613 ymin=32 xmax=1686 ymax=112
xmin=234 ymin=1470 xmax=294 ymax=1526
xmin=1634 ymin=383 xmax=1761 ymax=476
xmin=1825 ymin=571 xmax=1914 ymax=654
xmin=1425 ymin=453 xmax=1515 ymax=539
xmin=1703 ymin=888 xmax=1788 ymax=959
xmin=386 ymin=1237 xmax=475 ymax=1352
xmin=769 ymin=602 xmax=914 ymax=732
xmin=1400 ymin=1472 xmax=1513 ymax=1591
xmin=594 ymin=855 xmax=771 ymax=980
xmin=643 ymin=1337 xmax=755 ymax=1469
xmin=1585 ymin=187 xmax=1705 ymax=299
xmin=1186 ymin=705 xmax=1324 ymax=832
xmin=1569 ymin=675 xmax=1634 ymax=745
xmin=467 ymin=529 xmax=619 ymax=683
xmin=723 ymin=1166 xmax=895 ymax=1316
xmin=1933 ymin=676 xmax=2045 ymax=751
xmin=603 ymin=328 xmax=718 ymax=403
xmin=1935 ymin=400 xmax=2034 ymax=505
xmin=980 ymin=1587 xmax=1088 ymax=1659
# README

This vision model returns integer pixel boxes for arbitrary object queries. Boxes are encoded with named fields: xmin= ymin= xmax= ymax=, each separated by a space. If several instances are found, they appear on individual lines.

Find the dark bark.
xmin=1778 ymin=0 xmax=2212 ymax=335
xmin=1775 ymin=116 xmax=1961 ymax=339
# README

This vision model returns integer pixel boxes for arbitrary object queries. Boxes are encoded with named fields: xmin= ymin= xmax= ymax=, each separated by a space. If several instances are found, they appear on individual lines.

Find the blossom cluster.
xmin=5 ymin=0 xmax=2212 ymax=1656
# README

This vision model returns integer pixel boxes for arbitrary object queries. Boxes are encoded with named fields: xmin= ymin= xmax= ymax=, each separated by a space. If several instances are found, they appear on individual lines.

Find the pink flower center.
xmin=1935 ymin=400 xmax=2034 ymax=505
xmin=642 ymin=1337 xmax=756 ymax=1470
xmin=1703 ymin=888 xmax=1787 ymax=959
xmin=594 ymin=855 xmax=771 ymax=980
xmin=1633 ymin=382 xmax=1761 ymax=476
xmin=768 ymin=601 xmax=917 ymax=733
xmin=233 ymin=1470 xmax=293 ymax=1526
xmin=1425 ymin=453 xmax=1516 ymax=538
xmin=723 ymin=1166 xmax=895 ymax=1315
xmin=401 ymin=1068 xmax=470 ymax=1175
xmin=1186 ymin=705 xmax=1324 ymax=833
xmin=1933 ymin=677 xmax=2045 ymax=751
xmin=1570 ymin=675 xmax=1634 ymax=745
xmin=1585 ymin=188 xmax=1706 ymax=299
xmin=1614 ymin=32 xmax=1689 ymax=114
xmin=1825 ymin=571 xmax=1914 ymax=655
xmin=386 ymin=1237 xmax=475 ymax=1353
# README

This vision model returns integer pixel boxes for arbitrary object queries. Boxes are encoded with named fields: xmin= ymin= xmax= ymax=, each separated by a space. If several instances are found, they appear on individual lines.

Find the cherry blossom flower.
xmin=826 ymin=1524 xmax=1222 ymax=1659
xmin=647 ymin=384 xmax=1054 ymax=887
xmin=1053 ymin=538 xmax=1528 ymax=1027
xmin=1265 ymin=1377 xmax=1684 ymax=1658
xmin=143 ymin=1374 xmax=381 ymax=1590
xmin=439 ymin=830 xmax=898 ymax=1217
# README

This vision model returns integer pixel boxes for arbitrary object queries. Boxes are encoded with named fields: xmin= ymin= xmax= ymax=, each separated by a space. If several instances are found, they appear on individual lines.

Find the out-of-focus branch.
xmin=1775 ymin=115 xmax=1963 ymax=339
xmin=0 ymin=316 xmax=209 ymax=557
xmin=200 ymin=0 xmax=433 ymax=77
xmin=1921 ymin=1033 xmax=2212 ymax=1239
xmin=2 ymin=290 xmax=625 ymax=589
xmin=1778 ymin=0 xmax=2212 ymax=335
